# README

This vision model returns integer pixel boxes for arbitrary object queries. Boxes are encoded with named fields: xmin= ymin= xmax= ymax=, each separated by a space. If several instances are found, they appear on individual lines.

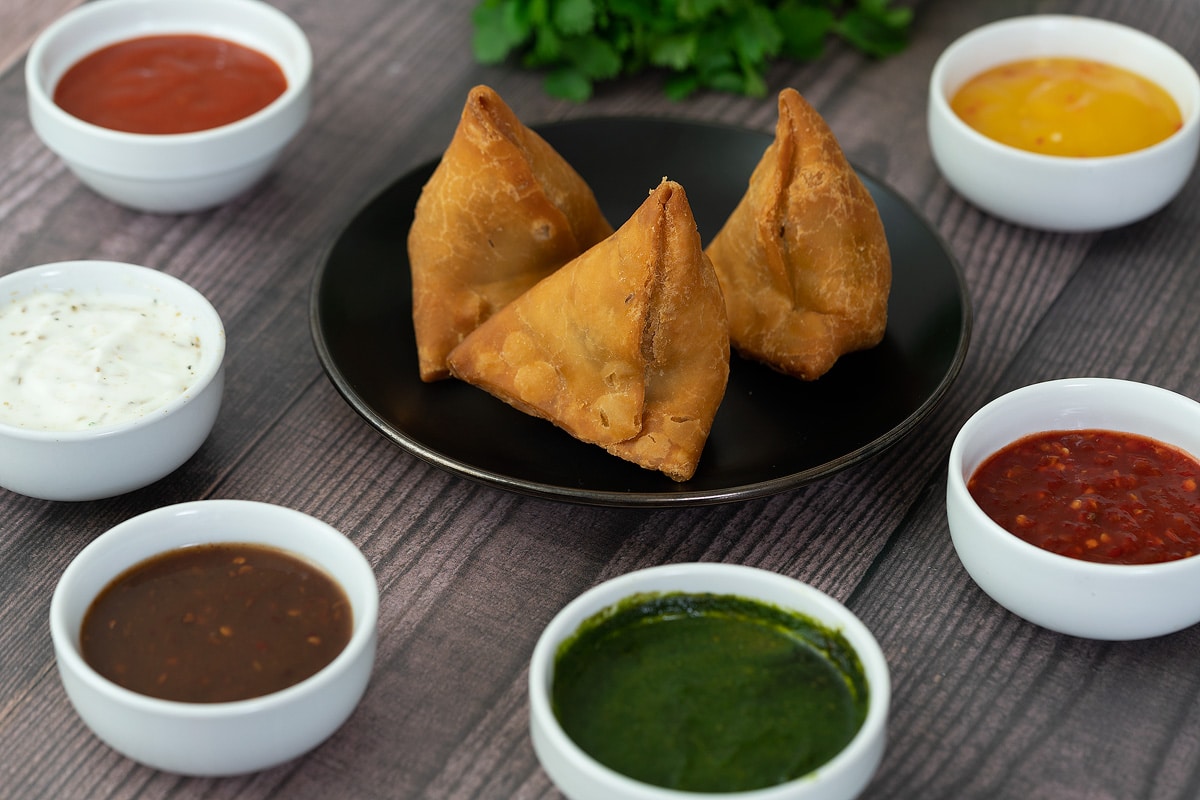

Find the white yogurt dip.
xmin=0 ymin=289 xmax=203 ymax=430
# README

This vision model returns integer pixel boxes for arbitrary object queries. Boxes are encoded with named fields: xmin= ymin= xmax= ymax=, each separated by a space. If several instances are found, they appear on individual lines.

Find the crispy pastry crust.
xmin=705 ymin=88 xmax=891 ymax=380
xmin=407 ymin=85 xmax=613 ymax=381
xmin=447 ymin=180 xmax=729 ymax=482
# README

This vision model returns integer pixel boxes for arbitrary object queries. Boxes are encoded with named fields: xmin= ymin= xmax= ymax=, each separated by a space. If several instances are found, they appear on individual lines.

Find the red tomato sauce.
xmin=53 ymin=34 xmax=287 ymax=135
xmin=968 ymin=429 xmax=1200 ymax=565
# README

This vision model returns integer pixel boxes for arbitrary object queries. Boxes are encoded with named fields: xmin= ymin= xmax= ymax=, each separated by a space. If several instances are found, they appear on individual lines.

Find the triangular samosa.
xmin=705 ymin=87 xmax=891 ymax=380
xmin=407 ymin=85 xmax=613 ymax=381
xmin=447 ymin=180 xmax=729 ymax=482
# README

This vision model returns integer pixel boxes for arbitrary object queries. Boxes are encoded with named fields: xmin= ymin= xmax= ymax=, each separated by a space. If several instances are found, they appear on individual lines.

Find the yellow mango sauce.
xmin=950 ymin=57 xmax=1182 ymax=157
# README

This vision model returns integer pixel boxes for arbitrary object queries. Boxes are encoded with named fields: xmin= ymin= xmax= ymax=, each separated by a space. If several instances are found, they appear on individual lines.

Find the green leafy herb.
xmin=471 ymin=0 xmax=913 ymax=102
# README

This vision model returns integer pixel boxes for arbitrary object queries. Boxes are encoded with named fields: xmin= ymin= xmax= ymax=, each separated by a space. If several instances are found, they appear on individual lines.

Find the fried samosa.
xmin=408 ymin=85 xmax=613 ymax=382
xmin=446 ymin=180 xmax=729 ymax=482
xmin=705 ymin=87 xmax=891 ymax=380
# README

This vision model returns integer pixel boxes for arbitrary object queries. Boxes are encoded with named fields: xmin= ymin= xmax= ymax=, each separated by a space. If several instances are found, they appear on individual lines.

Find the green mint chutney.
xmin=551 ymin=591 xmax=870 ymax=793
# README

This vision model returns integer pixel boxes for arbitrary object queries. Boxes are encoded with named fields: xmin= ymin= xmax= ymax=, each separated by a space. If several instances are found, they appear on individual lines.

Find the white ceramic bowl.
xmin=49 ymin=499 xmax=378 ymax=775
xmin=928 ymin=15 xmax=1200 ymax=231
xmin=25 ymin=0 xmax=312 ymax=213
xmin=947 ymin=377 xmax=1200 ymax=640
xmin=0 ymin=260 xmax=225 ymax=501
xmin=529 ymin=563 xmax=890 ymax=800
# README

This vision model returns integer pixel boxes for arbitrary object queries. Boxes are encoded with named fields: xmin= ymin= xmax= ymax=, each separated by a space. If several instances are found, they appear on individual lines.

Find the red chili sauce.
xmin=968 ymin=429 xmax=1200 ymax=565
xmin=53 ymin=34 xmax=287 ymax=135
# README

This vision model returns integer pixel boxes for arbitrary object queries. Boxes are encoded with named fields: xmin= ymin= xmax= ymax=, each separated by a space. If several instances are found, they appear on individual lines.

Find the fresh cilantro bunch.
xmin=471 ymin=0 xmax=912 ymax=102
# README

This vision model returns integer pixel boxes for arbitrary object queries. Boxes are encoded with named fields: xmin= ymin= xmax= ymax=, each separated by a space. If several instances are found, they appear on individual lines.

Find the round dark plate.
xmin=310 ymin=118 xmax=971 ymax=507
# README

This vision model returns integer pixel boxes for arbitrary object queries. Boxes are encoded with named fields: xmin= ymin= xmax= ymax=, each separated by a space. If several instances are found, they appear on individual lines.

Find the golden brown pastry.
xmin=705 ymin=87 xmax=891 ymax=380
xmin=447 ymin=180 xmax=729 ymax=482
xmin=408 ymin=85 xmax=613 ymax=382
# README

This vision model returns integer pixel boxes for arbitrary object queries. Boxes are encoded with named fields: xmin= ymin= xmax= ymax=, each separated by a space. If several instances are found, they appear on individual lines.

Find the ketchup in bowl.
xmin=53 ymin=34 xmax=286 ymax=135
xmin=968 ymin=429 xmax=1200 ymax=565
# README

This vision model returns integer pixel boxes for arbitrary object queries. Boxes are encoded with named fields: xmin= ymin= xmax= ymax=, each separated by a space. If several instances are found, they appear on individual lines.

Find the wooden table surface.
xmin=3 ymin=0 xmax=1200 ymax=798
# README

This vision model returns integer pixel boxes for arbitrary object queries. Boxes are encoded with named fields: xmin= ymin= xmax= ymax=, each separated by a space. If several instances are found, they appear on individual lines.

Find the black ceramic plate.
xmin=310 ymin=118 xmax=971 ymax=507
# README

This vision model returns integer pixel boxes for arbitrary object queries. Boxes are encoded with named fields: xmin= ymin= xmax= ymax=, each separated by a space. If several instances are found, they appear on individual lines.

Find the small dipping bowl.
xmin=0 ymin=260 xmax=225 ymax=501
xmin=928 ymin=15 xmax=1200 ymax=231
xmin=947 ymin=377 xmax=1200 ymax=640
xmin=49 ymin=499 xmax=378 ymax=775
xmin=529 ymin=563 xmax=890 ymax=800
xmin=25 ymin=0 xmax=312 ymax=213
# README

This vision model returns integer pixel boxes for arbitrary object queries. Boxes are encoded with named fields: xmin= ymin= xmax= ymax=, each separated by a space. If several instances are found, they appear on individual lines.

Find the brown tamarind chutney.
xmin=81 ymin=542 xmax=352 ymax=703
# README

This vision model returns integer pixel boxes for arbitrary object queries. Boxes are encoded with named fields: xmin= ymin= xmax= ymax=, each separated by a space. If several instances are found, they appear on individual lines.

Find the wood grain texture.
xmin=0 ymin=0 xmax=82 ymax=74
xmin=1 ymin=0 xmax=1199 ymax=797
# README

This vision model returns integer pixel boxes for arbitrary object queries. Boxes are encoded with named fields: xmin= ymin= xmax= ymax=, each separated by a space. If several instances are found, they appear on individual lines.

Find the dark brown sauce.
xmin=81 ymin=542 xmax=352 ymax=703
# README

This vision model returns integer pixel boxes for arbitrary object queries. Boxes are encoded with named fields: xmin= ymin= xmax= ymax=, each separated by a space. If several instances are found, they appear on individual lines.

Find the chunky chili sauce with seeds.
xmin=81 ymin=543 xmax=352 ymax=703
xmin=968 ymin=429 xmax=1200 ymax=565
xmin=53 ymin=34 xmax=286 ymax=135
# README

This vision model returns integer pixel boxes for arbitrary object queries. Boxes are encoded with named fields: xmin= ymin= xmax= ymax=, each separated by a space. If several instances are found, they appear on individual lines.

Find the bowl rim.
xmin=928 ymin=13 xmax=1200 ymax=166
xmin=24 ymin=0 xmax=313 ymax=145
xmin=0 ymin=260 xmax=226 ymax=440
xmin=48 ymin=499 xmax=379 ymax=718
xmin=528 ymin=562 xmax=890 ymax=799
xmin=947 ymin=376 xmax=1200 ymax=576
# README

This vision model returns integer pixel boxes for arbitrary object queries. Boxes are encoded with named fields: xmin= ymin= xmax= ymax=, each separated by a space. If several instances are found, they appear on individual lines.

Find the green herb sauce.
xmin=551 ymin=591 xmax=869 ymax=793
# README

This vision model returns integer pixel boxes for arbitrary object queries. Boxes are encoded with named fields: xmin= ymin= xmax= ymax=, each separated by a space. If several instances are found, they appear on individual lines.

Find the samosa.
xmin=705 ymin=87 xmax=891 ymax=380
xmin=408 ymin=85 xmax=613 ymax=381
xmin=447 ymin=180 xmax=729 ymax=482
